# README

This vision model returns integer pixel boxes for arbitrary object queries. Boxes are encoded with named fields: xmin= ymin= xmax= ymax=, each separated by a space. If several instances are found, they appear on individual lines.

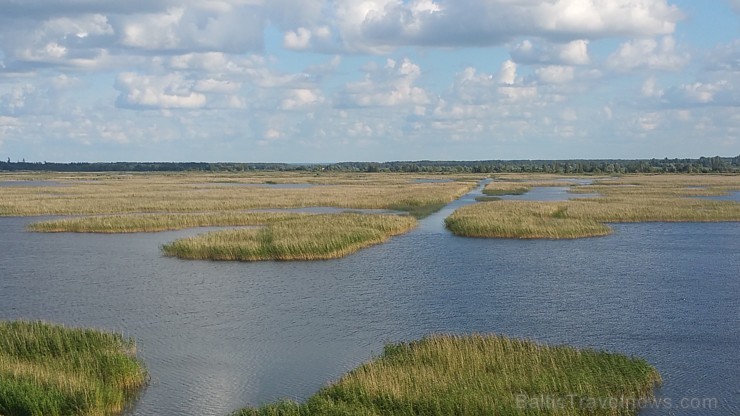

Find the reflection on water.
xmin=0 ymin=180 xmax=64 ymax=187
xmin=0 ymin=181 xmax=738 ymax=416
xmin=498 ymin=186 xmax=600 ymax=201
xmin=699 ymin=190 xmax=740 ymax=202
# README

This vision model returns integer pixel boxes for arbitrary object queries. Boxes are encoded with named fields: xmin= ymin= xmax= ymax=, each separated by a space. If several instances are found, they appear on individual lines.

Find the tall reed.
xmin=28 ymin=212 xmax=306 ymax=233
xmin=0 ymin=320 xmax=147 ymax=416
xmin=0 ymin=172 xmax=477 ymax=218
xmin=235 ymin=334 xmax=661 ymax=416
xmin=162 ymin=213 xmax=417 ymax=261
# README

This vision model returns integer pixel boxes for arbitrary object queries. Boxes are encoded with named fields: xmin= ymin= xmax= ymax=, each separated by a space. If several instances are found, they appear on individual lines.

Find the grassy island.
xmin=448 ymin=175 xmax=740 ymax=239
xmin=27 ymin=212 xmax=307 ymax=233
xmin=234 ymin=334 xmax=661 ymax=416
xmin=0 ymin=321 xmax=147 ymax=416
xmin=162 ymin=213 xmax=416 ymax=261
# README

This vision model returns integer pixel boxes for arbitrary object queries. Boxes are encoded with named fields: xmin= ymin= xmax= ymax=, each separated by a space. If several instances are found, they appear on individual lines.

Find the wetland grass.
xmin=0 ymin=320 xmax=146 ymax=416
xmin=235 ymin=334 xmax=661 ymax=416
xmin=449 ymin=174 xmax=740 ymax=239
xmin=162 ymin=213 xmax=416 ymax=261
xmin=0 ymin=172 xmax=477 ymax=217
xmin=27 ymin=212 xmax=307 ymax=233
xmin=474 ymin=195 xmax=502 ymax=202
xmin=446 ymin=201 xmax=612 ymax=239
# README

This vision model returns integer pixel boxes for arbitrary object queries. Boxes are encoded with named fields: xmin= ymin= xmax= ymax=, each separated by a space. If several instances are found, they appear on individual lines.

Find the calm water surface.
xmin=1 ymin=183 xmax=738 ymax=415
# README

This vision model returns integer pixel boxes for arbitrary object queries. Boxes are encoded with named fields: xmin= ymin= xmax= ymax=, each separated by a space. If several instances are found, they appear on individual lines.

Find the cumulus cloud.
xmin=607 ymin=36 xmax=690 ymax=72
xmin=0 ymin=0 xmax=686 ymax=71
xmin=331 ymin=0 xmax=682 ymax=52
xmin=511 ymin=39 xmax=590 ymax=66
xmin=0 ymin=115 xmax=21 ymax=138
xmin=281 ymin=88 xmax=325 ymax=110
xmin=536 ymin=66 xmax=575 ymax=84
xmin=0 ymin=1 xmax=264 ymax=72
xmin=641 ymin=77 xmax=663 ymax=98
xmin=666 ymin=80 xmax=733 ymax=105
xmin=283 ymin=26 xmax=332 ymax=51
xmin=115 ymin=72 xmax=207 ymax=109
xmin=119 ymin=5 xmax=264 ymax=53
xmin=498 ymin=60 xmax=518 ymax=85
xmin=339 ymin=58 xmax=429 ymax=107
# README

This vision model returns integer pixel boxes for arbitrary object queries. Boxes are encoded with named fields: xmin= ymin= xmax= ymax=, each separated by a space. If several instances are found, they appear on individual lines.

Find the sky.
xmin=0 ymin=0 xmax=739 ymax=163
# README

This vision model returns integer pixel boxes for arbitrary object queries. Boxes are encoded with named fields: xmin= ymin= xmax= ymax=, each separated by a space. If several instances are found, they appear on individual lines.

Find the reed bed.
xmin=0 ymin=173 xmax=476 ymax=218
xmin=448 ymin=174 xmax=740 ymax=239
xmin=162 ymin=213 xmax=417 ymax=261
xmin=27 ymin=212 xmax=307 ymax=233
xmin=235 ymin=334 xmax=661 ymax=416
xmin=446 ymin=201 xmax=612 ymax=239
xmin=0 ymin=320 xmax=147 ymax=416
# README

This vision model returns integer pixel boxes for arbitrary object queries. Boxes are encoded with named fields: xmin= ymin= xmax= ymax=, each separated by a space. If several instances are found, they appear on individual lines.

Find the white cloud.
xmin=115 ymin=72 xmax=207 ymax=109
xmin=0 ymin=116 xmax=21 ymax=139
xmin=281 ymin=88 xmax=325 ymax=110
xmin=121 ymin=8 xmax=184 ymax=49
xmin=607 ymin=36 xmax=690 ymax=72
xmin=536 ymin=66 xmax=575 ymax=84
xmin=119 ymin=4 xmax=264 ymax=52
xmin=283 ymin=26 xmax=332 ymax=51
xmin=641 ymin=77 xmax=663 ymax=98
xmin=284 ymin=27 xmax=312 ymax=50
xmin=264 ymin=128 xmax=281 ymax=140
xmin=498 ymin=60 xmax=517 ymax=85
xmin=676 ymin=81 xmax=728 ymax=104
xmin=331 ymin=0 xmax=682 ymax=52
xmin=511 ymin=39 xmax=590 ymax=65
xmin=193 ymin=79 xmax=241 ymax=94
xmin=339 ymin=57 xmax=429 ymax=107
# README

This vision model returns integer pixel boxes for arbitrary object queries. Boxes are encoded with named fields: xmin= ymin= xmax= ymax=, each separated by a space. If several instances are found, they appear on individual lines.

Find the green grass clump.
xmin=446 ymin=201 xmax=611 ymax=239
xmin=0 ymin=320 xmax=147 ymax=416
xmin=234 ymin=334 xmax=661 ymax=416
xmin=162 ymin=213 xmax=416 ymax=261
xmin=475 ymin=196 xmax=502 ymax=202
xmin=28 ymin=212 xmax=306 ymax=233
xmin=482 ymin=187 xmax=530 ymax=196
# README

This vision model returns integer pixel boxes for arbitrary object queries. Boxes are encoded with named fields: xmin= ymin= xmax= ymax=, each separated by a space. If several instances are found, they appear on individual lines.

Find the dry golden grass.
xmin=1 ymin=172 xmax=477 ymax=218
xmin=27 ymin=212 xmax=308 ymax=233
xmin=446 ymin=201 xmax=612 ymax=239
xmin=448 ymin=174 xmax=740 ymax=239
xmin=162 ymin=213 xmax=416 ymax=261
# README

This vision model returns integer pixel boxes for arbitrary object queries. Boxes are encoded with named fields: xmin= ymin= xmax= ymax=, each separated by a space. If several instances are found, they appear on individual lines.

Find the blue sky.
xmin=0 ymin=0 xmax=739 ymax=163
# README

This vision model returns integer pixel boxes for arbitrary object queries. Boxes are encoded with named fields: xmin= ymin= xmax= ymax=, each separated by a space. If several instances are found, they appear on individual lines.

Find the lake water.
xmin=498 ymin=186 xmax=600 ymax=201
xmin=0 ymin=183 xmax=738 ymax=415
xmin=702 ymin=190 xmax=740 ymax=202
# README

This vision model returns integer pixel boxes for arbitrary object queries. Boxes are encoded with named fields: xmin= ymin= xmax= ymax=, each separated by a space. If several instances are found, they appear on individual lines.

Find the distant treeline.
xmin=2 ymin=156 xmax=739 ymax=174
